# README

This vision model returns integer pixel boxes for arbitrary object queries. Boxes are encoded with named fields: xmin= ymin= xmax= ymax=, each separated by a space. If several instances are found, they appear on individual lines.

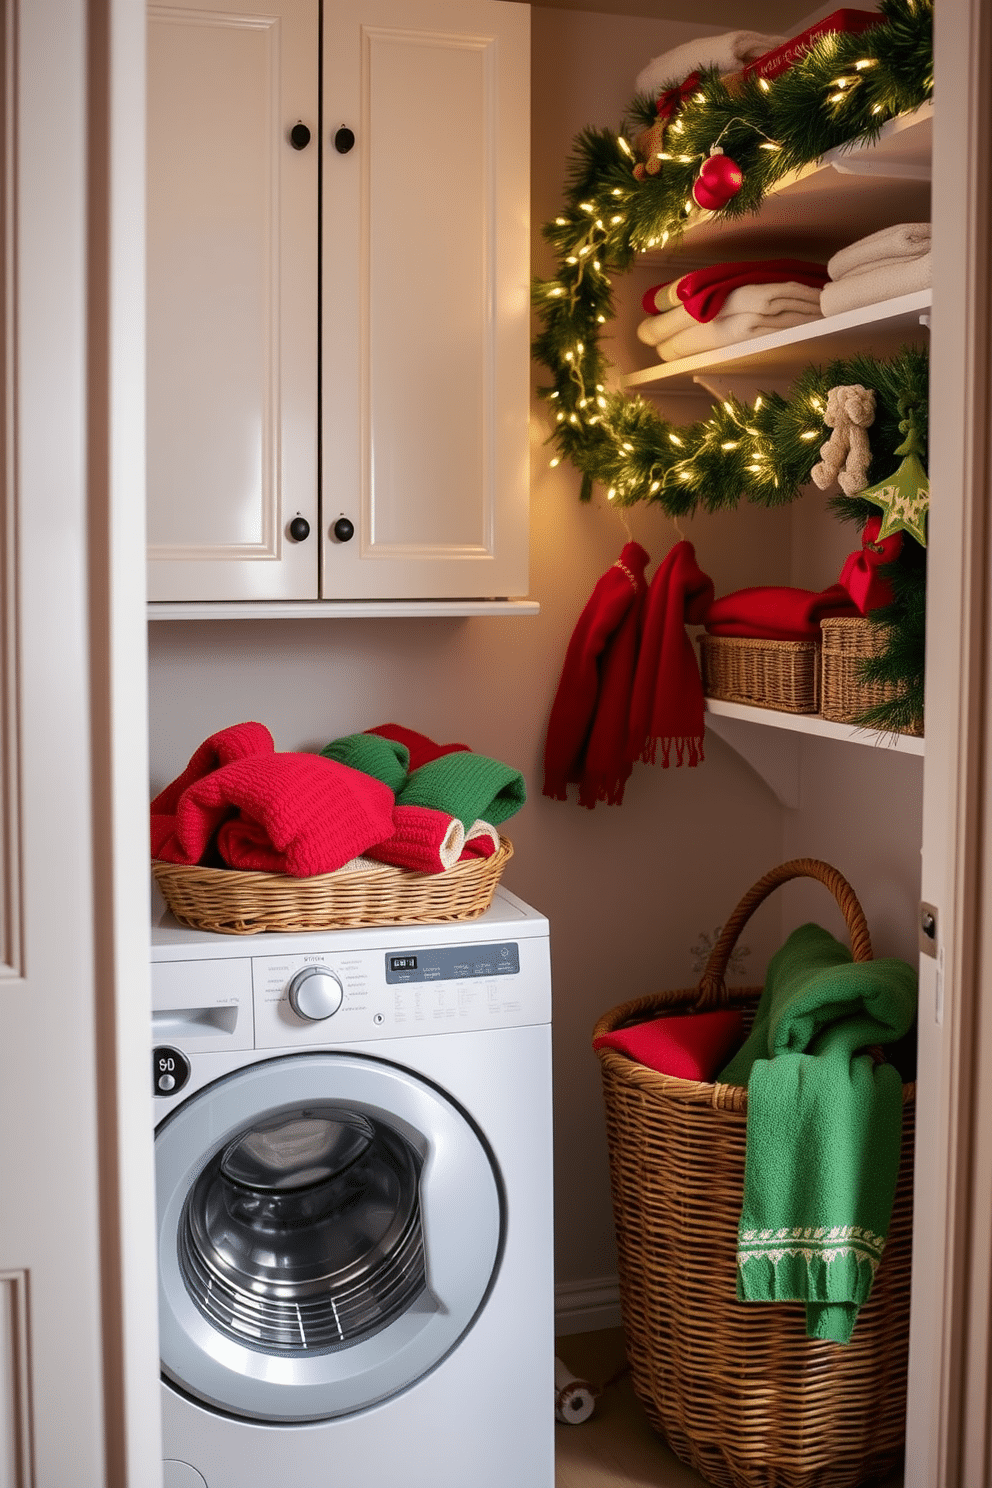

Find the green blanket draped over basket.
xmin=718 ymin=923 xmax=917 ymax=1344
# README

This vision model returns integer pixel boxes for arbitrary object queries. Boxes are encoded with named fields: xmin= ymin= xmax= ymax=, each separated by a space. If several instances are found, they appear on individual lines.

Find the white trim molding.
xmin=554 ymin=1275 xmax=622 ymax=1338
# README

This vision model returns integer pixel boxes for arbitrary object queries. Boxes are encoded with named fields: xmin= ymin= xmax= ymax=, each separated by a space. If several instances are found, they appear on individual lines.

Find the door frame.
xmin=908 ymin=0 xmax=992 ymax=1481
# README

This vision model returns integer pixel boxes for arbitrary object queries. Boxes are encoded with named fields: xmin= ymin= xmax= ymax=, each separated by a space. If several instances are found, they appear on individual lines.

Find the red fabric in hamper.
xmin=150 ymin=721 xmax=275 ymax=857
xmin=366 ymin=723 xmax=471 ymax=772
xmin=593 ymin=1009 xmax=746 ymax=1082
xmin=156 ymin=752 xmax=395 ymax=877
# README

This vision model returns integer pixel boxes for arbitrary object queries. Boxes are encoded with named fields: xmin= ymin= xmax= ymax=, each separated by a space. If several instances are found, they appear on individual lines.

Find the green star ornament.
xmin=859 ymin=401 xmax=929 ymax=547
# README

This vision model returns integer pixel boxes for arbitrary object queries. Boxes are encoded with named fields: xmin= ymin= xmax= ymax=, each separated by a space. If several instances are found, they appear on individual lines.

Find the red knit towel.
xmin=364 ymin=805 xmax=465 ymax=874
xmin=627 ymin=541 xmax=713 ymax=769
xmin=155 ymin=753 xmax=395 ymax=877
xmin=705 ymin=583 xmax=858 ymax=641
xmin=642 ymin=259 xmax=828 ymax=323
xmin=543 ymin=542 xmax=650 ymax=806
xmin=150 ymin=721 xmax=274 ymax=857
xmin=366 ymin=723 xmax=470 ymax=772
xmin=593 ymin=1009 xmax=746 ymax=1082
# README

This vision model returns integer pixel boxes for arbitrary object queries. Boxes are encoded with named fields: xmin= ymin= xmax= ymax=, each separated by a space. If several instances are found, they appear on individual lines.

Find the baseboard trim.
xmin=554 ymin=1275 xmax=622 ymax=1336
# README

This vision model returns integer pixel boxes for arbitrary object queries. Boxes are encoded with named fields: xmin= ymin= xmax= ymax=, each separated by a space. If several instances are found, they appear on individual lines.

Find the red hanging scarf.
xmin=627 ymin=540 xmax=714 ymax=769
xmin=543 ymin=542 xmax=649 ymax=808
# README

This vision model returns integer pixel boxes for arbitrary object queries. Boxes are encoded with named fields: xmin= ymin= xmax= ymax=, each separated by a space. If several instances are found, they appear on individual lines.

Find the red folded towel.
xmin=704 ymin=583 xmax=857 ymax=642
xmin=627 ymin=540 xmax=713 ymax=768
xmin=593 ymin=1009 xmax=746 ymax=1082
xmin=366 ymin=723 xmax=470 ymax=772
xmin=364 ymin=805 xmax=465 ymax=874
xmin=460 ymin=820 xmax=500 ymax=860
xmin=543 ymin=542 xmax=650 ymax=807
xmin=155 ymin=753 xmax=396 ymax=877
xmin=150 ymin=721 xmax=274 ymax=856
xmin=642 ymin=259 xmax=828 ymax=323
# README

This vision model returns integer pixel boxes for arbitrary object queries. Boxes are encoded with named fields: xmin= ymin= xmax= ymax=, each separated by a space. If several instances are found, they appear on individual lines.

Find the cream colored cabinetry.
xmin=147 ymin=0 xmax=531 ymax=609
xmin=147 ymin=0 xmax=320 ymax=603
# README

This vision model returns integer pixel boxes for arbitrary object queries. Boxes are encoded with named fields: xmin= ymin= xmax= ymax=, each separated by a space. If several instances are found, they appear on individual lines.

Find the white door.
xmin=146 ymin=0 xmax=319 ymax=603
xmin=0 ymin=1 xmax=160 ymax=1484
xmin=321 ymin=0 xmax=530 ymax=600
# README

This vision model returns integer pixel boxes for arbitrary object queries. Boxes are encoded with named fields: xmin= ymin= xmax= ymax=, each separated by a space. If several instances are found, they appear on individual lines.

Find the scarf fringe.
xmin=641 ymin=734 xmax=706 ymax=768
xmin=578 ymin=773 xmax=630 ymax=809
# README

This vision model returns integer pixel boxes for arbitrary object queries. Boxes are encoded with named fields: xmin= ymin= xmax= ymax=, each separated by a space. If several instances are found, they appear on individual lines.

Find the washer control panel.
xmin=385 ymin=943 xmax=519 ymax=984
xmin=251 ymin=940 xmax=533 ymax=1049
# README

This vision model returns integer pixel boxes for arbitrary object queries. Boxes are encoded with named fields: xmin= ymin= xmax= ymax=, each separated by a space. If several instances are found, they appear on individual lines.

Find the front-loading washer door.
xmin=155 ymin=1052 xmax=502 ymax=1423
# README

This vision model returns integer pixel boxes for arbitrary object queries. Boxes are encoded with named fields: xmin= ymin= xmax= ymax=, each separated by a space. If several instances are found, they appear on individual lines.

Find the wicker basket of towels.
xmin=820 ymin=617 xmax=923 ymax=735
xmin=593 ymin=859 xmax=915 ymax=1488
xmin=699 ymin=634 xmax=820 ymax=714
xmin=153 ymin=838 xmax=513 ymax=936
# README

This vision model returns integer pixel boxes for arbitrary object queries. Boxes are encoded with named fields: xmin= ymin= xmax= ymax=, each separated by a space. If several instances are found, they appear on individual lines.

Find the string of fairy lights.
xmin=532 ymin=0 xmax=934 ymax=510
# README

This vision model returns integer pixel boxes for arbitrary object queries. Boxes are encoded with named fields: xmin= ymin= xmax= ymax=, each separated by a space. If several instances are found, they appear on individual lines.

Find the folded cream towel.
xmin=635 ymin=29 xmax=784 ymax=97
xmin=639 ymin=281 xmax=822 ymax=348
xmin=826 ymin=222 xmax=931 ymax=282
xmin=643 ymin=306 xmax=823 ymax=362
xmin=820 ymin=252 xmax=932 ymax=318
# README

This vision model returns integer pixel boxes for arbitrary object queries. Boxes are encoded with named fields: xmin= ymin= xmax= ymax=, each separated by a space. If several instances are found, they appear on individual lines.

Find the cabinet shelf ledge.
xmin=147 ymin=598 xmax=541 ymax=621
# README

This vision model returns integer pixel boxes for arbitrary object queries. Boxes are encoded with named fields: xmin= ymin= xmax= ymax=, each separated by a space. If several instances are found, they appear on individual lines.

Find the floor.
xmin=553 ymin=1329 xmax=905 ymax=1488
xmin=554 ymin=1329 xmax=714 ymax=1488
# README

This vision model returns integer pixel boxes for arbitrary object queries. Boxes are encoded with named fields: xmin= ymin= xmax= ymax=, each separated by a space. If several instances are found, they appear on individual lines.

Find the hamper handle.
xmin=695 ymin=858 xmax=873 ymax=1010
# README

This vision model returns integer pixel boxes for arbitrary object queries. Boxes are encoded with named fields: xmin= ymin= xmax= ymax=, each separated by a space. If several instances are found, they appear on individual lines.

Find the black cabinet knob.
xmin=290 ymin=122 xmax=312 ymax=150
xmin=288 ymin=516 xmax=310 ymax=541
xmin=333 ymin=516 xmax=355 ymax=543
xmin=334 ymin=126 xmax=355 ymax=154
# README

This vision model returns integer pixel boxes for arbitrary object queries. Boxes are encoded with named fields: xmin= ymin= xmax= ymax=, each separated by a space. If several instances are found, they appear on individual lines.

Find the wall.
xmin=147 ymin=5 xmax=827 ymax=1313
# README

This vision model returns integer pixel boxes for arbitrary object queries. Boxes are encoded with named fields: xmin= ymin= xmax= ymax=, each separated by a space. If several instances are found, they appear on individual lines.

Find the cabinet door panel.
xmin=322 ymin=0 xmax=530 ymax=599
xmin=147 ymin=0 xmax=318 ymax=601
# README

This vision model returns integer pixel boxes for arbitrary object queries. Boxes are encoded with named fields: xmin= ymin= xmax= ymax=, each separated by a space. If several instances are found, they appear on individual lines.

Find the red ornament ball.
xmin=692 ymin=149 xmax=743 ymax=211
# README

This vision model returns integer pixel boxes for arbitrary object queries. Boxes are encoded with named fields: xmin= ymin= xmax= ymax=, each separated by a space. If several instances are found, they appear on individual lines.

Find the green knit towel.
xmin=319 ymin=733 xmax=409 ymax=794
xmin=718 ymin=923 xmax=917 ymax=1344
xmin=396 ymin=751 xmax=526 ymax=830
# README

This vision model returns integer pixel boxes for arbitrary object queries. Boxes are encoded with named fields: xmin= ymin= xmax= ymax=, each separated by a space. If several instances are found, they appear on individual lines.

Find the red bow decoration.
xmin=655 ymin=71 xmax=702 ymax=124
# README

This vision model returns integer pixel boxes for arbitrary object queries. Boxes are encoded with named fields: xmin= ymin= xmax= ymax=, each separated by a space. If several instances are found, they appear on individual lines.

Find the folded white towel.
xmin=642 ymin=306 xmax=823 ymax=362
xmin=635 ymin=29 xmax=784 ymax=97
xmin=826 ymin=223 xmax=931 ymax=282
xmin=720 ymin=281 xmax=824 ymax=317
xmin=820 ymin=252 xmax=932 ymax=318
xmin=638 ymin=282 xmax=823 ymax=348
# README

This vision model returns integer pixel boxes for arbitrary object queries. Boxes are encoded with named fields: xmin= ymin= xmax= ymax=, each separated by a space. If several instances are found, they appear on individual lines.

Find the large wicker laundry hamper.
xmin=593 ymin=859 xmax=915 ymax=1488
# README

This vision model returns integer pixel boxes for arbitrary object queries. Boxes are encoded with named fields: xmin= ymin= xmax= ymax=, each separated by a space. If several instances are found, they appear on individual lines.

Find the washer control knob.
xmin=153 ymin=1046 xmax=190 ymax=1097
xmin=288 ymin=967 xmax=344 ymax=1022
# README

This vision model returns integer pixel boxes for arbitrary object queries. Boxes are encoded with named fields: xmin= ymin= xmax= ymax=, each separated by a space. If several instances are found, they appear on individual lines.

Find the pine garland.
xmin=533 ymin=0 xmax=932 ymax=732
xmin=533 ymin=0 xmax=933 ymax=503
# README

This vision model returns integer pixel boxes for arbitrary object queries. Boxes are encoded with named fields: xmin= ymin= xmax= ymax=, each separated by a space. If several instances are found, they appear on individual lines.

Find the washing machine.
xmin=150 ymin=883 xmax=554 ymax=1488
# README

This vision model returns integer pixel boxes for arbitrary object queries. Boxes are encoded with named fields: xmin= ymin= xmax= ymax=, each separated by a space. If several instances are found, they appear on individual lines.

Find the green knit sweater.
xmin=719 ymin=922 xmax=917 ymax=1343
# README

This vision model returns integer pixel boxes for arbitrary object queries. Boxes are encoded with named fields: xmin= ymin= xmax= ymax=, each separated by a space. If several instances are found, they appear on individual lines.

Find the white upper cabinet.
xmin=322 ymin=0 xmax=531 ymax=601
xmin=147 ymin=0 xmax=531 ymax=608
xmin=147 ymin=0 xmax=319 ymax=602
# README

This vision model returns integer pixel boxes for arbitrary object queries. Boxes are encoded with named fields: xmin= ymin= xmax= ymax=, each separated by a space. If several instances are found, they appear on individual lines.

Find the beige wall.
xmin=147 ymin=4 xmax=920 ymax=1300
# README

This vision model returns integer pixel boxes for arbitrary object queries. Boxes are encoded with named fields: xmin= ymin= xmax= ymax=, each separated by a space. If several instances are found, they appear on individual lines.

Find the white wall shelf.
xmin=626 ymin=289 xmax=931 ymax=396
xmin=705 ymin=697 xmax=924 ymax=808
xmin=641 ymin=103 xmax=932 ymax=272
xmin=147 ymin=598 xmax=541 ymax=620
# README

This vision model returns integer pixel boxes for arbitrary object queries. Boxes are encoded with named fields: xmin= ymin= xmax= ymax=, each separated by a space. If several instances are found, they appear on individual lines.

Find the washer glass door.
xmin=156 ymin=1053 xmax=502 ymax=1422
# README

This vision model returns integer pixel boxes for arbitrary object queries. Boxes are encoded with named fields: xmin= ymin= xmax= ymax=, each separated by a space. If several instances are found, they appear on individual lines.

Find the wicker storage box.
xmin=593 ymin=860 xmax=914 ymax=1488
xmin=820 ymin=616 xmax=923 ymax=735
xmin=699 ymin=634 xmax=820 ymax=714
xmin=152 ymin=837 xmax=512 ymax=935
